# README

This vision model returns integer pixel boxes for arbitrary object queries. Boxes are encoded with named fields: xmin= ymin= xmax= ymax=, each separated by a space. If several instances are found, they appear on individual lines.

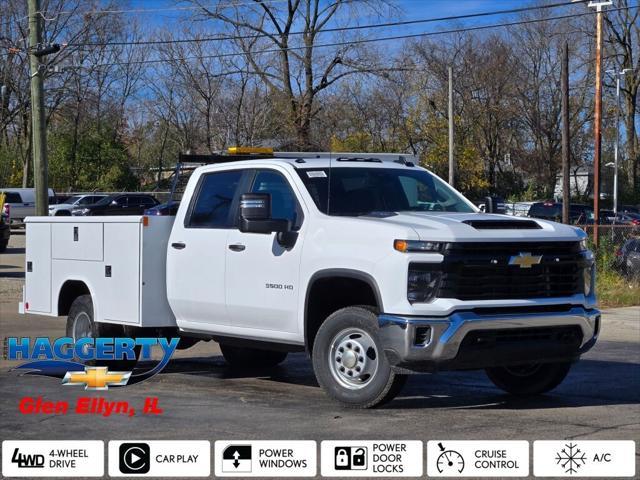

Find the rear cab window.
xmin=3 ymin=192 xmax=22 ymax=203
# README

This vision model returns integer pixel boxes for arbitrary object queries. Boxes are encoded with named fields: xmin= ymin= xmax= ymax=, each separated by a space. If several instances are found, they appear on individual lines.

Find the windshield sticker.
xmin=307 ymin=171 xmax=327 ymax=178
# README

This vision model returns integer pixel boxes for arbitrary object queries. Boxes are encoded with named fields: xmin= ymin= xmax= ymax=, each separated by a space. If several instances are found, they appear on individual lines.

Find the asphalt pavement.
xmin=1 ymin=232 xmax=639 ymax=479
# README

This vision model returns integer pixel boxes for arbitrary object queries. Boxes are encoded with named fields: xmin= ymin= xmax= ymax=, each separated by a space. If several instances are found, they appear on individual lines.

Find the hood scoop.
xmin=462 ymin=219 xmax=541 ymax=230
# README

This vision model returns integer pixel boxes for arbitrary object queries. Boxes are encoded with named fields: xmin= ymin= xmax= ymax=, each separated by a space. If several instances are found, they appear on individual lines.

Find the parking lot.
xmin=1 ymin=232 xmax=639 ymax=478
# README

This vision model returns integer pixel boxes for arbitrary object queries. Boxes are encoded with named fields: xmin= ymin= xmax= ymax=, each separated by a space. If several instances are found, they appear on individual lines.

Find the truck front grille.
xmin=436 ymin=241 xmax=584 ymax=301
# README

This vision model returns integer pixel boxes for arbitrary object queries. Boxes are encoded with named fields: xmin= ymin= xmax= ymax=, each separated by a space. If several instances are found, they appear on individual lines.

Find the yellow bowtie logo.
xmin=508 ymin=252 xmax=543 ymax=269
xmin=62 ymin=366 xmax=131 ymax=390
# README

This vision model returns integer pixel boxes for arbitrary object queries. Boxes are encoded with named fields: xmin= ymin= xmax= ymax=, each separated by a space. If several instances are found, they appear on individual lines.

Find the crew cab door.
xmin=225 ymin=169 xmax=305 ymax=335
xmin=167 ymin=169 xmax=246 ymax=329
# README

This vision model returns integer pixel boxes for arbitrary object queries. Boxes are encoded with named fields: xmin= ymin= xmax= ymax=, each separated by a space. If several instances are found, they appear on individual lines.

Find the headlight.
xmin=583 ymin=250 xmax=595 ymax=296
xmin=408 ymin=264 xmax=442 ymax=303
xmin=579 ymin=238 xmax=588 ymax=251
xmin=72 ymin=208 xmax=90 ymax=216
xmin=395 ymin=239 xmax=445 ymax=253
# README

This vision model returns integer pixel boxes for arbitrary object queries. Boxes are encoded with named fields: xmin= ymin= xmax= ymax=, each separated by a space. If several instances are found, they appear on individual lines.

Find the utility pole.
xmin=606 ymin=68 xmax=632 ymax=220
xmin=28 ymin=0 xmax=49 ymax=216
xmin=582 ymin=0 xmax=612 ymax=247
xmin=448 ymin=66 xmax=455 ymax=187
xmin=561 ymin=42 xmax=571 ymax=225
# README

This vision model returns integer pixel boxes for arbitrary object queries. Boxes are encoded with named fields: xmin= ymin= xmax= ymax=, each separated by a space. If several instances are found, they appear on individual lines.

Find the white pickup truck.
xmin=21 ymin=151 xmax=600 ymax=408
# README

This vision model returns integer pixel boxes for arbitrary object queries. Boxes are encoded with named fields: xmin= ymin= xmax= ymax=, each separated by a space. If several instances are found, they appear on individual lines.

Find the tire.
xmin=66 ymin=294 xmax=139 ymax=370
xmin=219 ymin=344 xmax=288 ymax=368
xmin=312 ymin=306 xmax=407 ymax=408
xmin=485 ymin=362 xmax=572 ymax=395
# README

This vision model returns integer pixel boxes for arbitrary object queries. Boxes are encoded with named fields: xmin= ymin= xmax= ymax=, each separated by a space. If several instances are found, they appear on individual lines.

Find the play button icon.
xmin=119 ymin=443 xmax=150 ymax=474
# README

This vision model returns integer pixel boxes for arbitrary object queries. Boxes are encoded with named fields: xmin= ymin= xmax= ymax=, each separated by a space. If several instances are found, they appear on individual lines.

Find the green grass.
xmin=592 ymin=240 xmax=640 ymax=308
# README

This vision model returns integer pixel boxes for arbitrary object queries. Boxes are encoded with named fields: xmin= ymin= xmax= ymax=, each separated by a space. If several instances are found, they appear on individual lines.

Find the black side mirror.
xmin=484 ymin=196 xmax=506 ymax=214
xmin=239 ymin=193 xmax=298 ymax=248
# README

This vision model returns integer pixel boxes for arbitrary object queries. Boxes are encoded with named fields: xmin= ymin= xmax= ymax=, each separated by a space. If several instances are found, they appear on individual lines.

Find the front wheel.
xmin=219 ymin=344 xmax=288 ymax=368
xmin=485 ymin=362 xmax=572 ymax=395
xmin=312 ymin=306 xmax=407 ymax=408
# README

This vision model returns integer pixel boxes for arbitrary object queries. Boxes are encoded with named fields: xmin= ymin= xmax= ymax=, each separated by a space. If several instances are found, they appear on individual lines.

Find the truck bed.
xmin=22 ymin=216 xmax=176 ymax=327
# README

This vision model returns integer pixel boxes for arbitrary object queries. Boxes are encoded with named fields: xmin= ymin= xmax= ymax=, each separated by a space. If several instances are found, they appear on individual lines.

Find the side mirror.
xmin=239 ymin=192 xmax=286 ymax=233
xmin=484 ymin=196 xmax=506 ymax=214
xmin=239 ymin=193 xmax=297 ymax=247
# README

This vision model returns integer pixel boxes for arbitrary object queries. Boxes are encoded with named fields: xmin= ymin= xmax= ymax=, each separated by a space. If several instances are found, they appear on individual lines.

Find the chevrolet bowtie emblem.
xmin=62 ymin=366 xmax=131 ymax=390
xmin=509 ymin=252 xmax=543 ymax=269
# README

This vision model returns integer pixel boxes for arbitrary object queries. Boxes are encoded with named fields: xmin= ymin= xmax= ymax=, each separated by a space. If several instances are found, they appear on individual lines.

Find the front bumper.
xmin=378 ymin=306 xmax=600 ymax=372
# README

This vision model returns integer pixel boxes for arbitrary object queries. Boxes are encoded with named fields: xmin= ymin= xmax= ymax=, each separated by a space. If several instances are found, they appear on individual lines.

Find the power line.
xmin=68 ymin=0 xmax=591 ymax=48
xmin=64 ymin=5 xmax=635 ymax=69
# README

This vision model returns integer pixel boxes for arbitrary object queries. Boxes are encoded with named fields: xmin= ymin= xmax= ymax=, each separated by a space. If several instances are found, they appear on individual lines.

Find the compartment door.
xmin=25 ymin=223 xmax=51 ymax=313
xmin=99 ymin=223 xmax=140 ymax=324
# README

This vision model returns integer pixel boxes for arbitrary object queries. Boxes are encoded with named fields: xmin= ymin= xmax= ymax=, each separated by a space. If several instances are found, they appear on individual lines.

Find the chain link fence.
xmin=580 ymin=225 xmax=639 ymax=248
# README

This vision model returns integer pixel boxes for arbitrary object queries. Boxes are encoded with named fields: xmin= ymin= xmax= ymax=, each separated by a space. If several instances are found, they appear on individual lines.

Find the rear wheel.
xmin=219 ymin=344 xmax=288 ymax=368
xmin=312 ymin=306 xmax=407 ymax=408
xmin=66 ymin=294 xmax=139 ymax=370
xmin=485 ymin=362 xmax=572 ymax=395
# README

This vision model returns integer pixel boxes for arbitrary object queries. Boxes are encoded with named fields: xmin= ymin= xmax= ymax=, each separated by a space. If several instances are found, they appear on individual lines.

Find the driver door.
xmin=225 ymin=169 xmax=305 ymax=336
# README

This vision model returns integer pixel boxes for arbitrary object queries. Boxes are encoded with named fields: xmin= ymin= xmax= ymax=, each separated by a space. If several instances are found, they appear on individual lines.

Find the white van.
xmin=0 ymin=188 xmax=56 ymax=224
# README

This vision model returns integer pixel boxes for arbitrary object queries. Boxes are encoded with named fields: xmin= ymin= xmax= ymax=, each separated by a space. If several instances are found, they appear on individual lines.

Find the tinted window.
xmin=251 ymin=170 xmax=300 ymax=227
xmin=3 ymin=192 xmax=22 ymax=203
xmin=296 ymin=167 xmax=474 ymax=216
xmin=128 ymin=196 xmax=156 ymax=207
xmin=188 ymin=170 xmax=243 ymax=228
xmin=529 ymin=203 xmax=561 ymax=218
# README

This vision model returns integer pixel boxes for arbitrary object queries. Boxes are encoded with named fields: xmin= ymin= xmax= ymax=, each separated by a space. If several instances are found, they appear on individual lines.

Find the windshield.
xmin=296 ymin=167 xmax=475 ymax=216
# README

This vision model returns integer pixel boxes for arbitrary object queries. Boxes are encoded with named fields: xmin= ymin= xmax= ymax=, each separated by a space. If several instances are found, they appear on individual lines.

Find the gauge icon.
xmin=436 ymin=449 xmax=465 ymax=474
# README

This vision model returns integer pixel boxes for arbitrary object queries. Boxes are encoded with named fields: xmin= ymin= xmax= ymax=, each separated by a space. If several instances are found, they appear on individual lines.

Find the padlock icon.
xmin=335 ymin=448 xmax=350 ymax=469
xmin=352 ymin=447 xmax=367 ymax=469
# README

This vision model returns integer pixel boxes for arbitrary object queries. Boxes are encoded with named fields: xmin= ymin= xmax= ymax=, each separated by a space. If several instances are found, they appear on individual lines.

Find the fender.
xmin=303 ymin=268 xmax=384 ymax=351
xmin=56 ymin=277 xmax=99 ymax=319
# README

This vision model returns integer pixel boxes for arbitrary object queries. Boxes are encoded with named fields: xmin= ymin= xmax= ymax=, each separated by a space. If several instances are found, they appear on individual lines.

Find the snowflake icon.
xmin=555 ymin=443 xmax=587 ymax=474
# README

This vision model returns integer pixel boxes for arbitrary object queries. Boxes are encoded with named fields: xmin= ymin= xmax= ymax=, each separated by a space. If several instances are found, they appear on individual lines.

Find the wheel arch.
xmin=57 ymin=279 xmax=95 ymax=317
xmin=303 ymin=269 xmax=383 ymax=353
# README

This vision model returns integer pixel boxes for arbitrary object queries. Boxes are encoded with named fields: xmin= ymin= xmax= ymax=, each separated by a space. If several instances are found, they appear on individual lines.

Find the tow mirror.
xmin=484 ymin=196 xmax=506 ymax=214
xmin=239 ymin=193 xmax=297 ymax=248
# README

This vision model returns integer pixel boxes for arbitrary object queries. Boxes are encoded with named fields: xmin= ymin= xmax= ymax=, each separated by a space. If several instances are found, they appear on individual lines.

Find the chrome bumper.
xmin=378 ymin=307 xmax=600 ymax=371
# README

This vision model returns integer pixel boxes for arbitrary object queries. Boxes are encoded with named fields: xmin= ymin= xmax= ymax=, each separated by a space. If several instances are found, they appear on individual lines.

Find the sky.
xmin=126 ymin=0 xmax=540 ymax=33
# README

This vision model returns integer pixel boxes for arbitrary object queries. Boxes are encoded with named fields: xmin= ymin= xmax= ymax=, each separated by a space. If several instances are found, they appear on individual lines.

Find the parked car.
xmin=614 ymin=239 xmax=640 ymax=279
xmin=614 ymin=212 xmax=640 ymax=227
xmin=0 ymin=188 xmax=56 ymax=224
xmin=49 ymin=194 xmax=107 ymax=216
xmin=71 ymin=193 xmax=159 ymax=216
xmin=144 ymin=200 xmax=180 ymax=216
xmin=620 ymin=205 xmax=639 ymax=214
xmin=527 ymin=202 xmax=594 ymax=224
xmin=0 ymin=211 xmax=10 ymax=252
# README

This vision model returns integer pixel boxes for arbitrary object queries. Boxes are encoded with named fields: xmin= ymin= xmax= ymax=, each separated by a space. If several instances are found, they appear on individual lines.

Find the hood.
xmin=359 ymin=212 xmax=585 ymax=242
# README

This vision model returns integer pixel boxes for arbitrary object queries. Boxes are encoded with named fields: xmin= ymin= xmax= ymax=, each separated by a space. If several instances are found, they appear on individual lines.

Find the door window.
xmin=251 ymin=170 xmax=302 ymax=228
xmin=188 ymin=170 xmax=243 ymax=228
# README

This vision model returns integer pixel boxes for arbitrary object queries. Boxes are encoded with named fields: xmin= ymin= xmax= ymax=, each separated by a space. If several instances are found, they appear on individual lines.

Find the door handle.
xmin=228 ymin=244 xmax=246 ymax=252
xmin=171 ymin=242 xmax=186 ymax=250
